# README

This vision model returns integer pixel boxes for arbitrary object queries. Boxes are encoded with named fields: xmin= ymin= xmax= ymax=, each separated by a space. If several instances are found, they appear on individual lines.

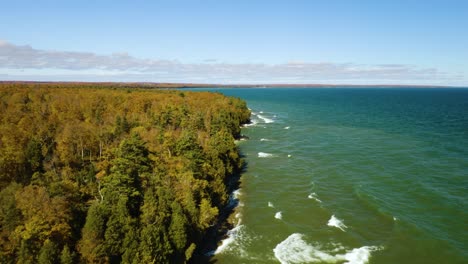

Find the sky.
xmin=1 ymin=0 xmax=467 ymax=86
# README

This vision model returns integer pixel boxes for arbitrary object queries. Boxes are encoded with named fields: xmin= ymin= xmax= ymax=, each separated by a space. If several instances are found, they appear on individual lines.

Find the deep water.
xmin=193 ymin=88 xmax=468 ymax=264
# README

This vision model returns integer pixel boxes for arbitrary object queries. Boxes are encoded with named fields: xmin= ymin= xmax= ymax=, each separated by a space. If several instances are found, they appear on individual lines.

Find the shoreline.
xmin=0 ymin=80 xmax=458 ymax=89
xmin=190 ymin=133 xmax=250 ymax=262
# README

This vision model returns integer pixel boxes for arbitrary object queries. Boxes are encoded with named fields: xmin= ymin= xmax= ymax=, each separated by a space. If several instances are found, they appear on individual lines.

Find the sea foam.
xmin=213 ymin=224 xmax=244 ymax=255
xmin=268 ymin=202 xmax=274 ymax=208
xmin=307 ymin=192 xmax=322 ymax=203
xmin=213 ymin=189 xmax=245 ymax=255
xmin=328 ymin=215 xmax=347 ymax=231
xmin=257 ymin=114 xmax=274 ymax=123
xmin=243 ymin=119 xmax=258 ymax=127
xmin=273 ymin=233 xmax=381 ymax=264
xmin=284 ymin=126 xmax=290 ymax=129
xmin=258 ymin=152 xmax=274 ymax=158
xmin=275 ymin=211 xmax=282 ymax=220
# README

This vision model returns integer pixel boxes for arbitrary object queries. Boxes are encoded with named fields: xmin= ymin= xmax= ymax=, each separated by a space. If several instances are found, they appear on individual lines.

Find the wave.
xmin=284 ymin=126 xmax=290 ymax=129
xmin=268 ymin=201 xmax=275 ymax=208
xmin=213 ymin=224 xmax=244 ymax=255
xmin=328 ymin=215 xmax=347 ymax=231
xmin=275 ymin=211 xmax=283 ymax=220
xmin=257 ymin=114 xmax=274 ymax=123
xmin=227 ymin=189 xmax=242 ymax=208
xmin=273 ymin=233 xmax=381 ymax=264
xmin=260 ymin=138 xmax=271 ymax=141
xmin=243 ymin=119 xmax=258 ymax=127
xmin=213 ymin=189 xmax=245 ymax=255
xmin=307 ymin=192 xmax=322 ymax=203
xmin=258 ymin=152 xmax=274 ymax=158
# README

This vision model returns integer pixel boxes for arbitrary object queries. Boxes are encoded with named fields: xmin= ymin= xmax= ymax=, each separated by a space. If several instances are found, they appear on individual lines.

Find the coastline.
xmin=0 ymin=80 xmax=458 ymax=89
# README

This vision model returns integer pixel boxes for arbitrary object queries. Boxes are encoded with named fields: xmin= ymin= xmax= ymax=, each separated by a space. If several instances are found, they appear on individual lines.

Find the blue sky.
xmin=1 ymin=0 xmax=467 ymax=85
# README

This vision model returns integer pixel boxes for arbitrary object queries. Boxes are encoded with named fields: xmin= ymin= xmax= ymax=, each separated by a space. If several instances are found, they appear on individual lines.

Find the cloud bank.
xmin=0 ymin=40 xmax=461 ymax=85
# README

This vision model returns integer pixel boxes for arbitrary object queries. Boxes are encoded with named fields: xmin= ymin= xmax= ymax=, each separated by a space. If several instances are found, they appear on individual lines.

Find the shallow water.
xmin=194 ymin=88 xmax=468 ymax=263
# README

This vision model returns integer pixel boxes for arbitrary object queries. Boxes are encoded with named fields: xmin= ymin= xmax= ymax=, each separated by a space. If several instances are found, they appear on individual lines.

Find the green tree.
xmin=60 ymin=245 xmax=74 ymax=264
xmin=38 ymin=239 xmax=59 ymax=264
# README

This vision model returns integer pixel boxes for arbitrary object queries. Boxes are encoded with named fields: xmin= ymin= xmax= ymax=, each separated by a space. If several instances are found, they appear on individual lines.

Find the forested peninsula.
xmin=0 ymin=83 xmax=251 ymax=263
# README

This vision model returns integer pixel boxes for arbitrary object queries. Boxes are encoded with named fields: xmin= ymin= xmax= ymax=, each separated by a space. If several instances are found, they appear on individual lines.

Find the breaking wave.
xmin=258 ymin=152 xmax=274 ymax=158
xmin=328 ymin=215 xmax=347 ymax=231
xmin=275 ymin=211 xmax=283 ymax=220
xmin=257 ymin=114 xmax=274 ymax=123
xmin=273 ymin=233 xmax=381 ymax=264
xmin=308 ymin=192 xmax=322 ymax=203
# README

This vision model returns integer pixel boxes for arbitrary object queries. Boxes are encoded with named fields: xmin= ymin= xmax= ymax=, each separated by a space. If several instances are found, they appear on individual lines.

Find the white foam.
xmin=307 ymin=192 xmax=322 ymax=203
xmin=328 ymin=215 xmax=347 ymax=231
xmin=273 ymin=233 xmax=381 ymax=264
xmin=258 ymin=152 xmax=274 ymax=158
xmin=257 ymin=114 xmax=274 ymax=123
xmin=284 ymin=126 xmax=290 ymax=129
xmin=227 ymin=189 xmax=242 ymax=208
xmin=259 ymin=111 xmax=264 ymax=114
xmin=214 ymin=224 xmax=243 ymax=254
xmin=275 ymin=211 xmax=283 ymax=220
xmin=233 ymin=189 xmax=241 ymax=199
xmin=288 ymin=154 xmax=292 ymax=158
xmin=243 ymin=119 xmax=258 ymax=127
xmin=268 ymin=202 xmax=274 ymax=208
xmin=342 ymin=246 xmax=381 ymax=264
xmin=273 ymin=233 xmax=337 ymax=263
xmin=260 ymin=138 xmax=271 ymax=141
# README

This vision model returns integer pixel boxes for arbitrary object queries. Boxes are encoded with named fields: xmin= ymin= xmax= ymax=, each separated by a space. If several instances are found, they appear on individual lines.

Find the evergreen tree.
xmin=38 ymin=239 xmax=59 ymax=264
xmin=60 ymin=245 xmax=74 ymax=264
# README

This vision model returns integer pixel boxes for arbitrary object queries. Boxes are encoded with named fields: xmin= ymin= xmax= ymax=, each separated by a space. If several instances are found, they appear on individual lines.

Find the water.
xmin=195 ymin=88 xmax=468 ymax=263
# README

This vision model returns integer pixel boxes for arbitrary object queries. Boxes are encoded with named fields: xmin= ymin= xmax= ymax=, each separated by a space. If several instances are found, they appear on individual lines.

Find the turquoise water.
xmin=199 ymin=88 xmax=468 ymax=263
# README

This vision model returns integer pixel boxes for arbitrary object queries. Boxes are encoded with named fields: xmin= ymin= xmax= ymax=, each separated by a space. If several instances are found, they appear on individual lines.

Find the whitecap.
xmin=268 ymin=202 xmax=274 ymax=208
xmin=307 ymin=192 xmax=322 ymax=203
xmin=273 ymin=233 xmax=381 ymax=264
xmin=258 ymin=152 xmax=274 ymax=158
xmin=275 ymin=211 xmax=283 ymax=220
xmin=258 ymin=114 xmax=274 ymax=123
xmin=328 ymin=215 xmax=347 ymax=231
xmin=284 ymin=126 xmax=290 ymax=129
xmin=273 ymin=233 xmax=337 ymax=263
xmin=260 ymin=138 xmax=270 ymax=141
xmin=288 ymin=154 xmax=292 ymax=158
xmin=343 ymin=246 xmax=381 ymax=264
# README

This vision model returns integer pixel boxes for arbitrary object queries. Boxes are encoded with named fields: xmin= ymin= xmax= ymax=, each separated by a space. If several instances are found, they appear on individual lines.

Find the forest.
xmin=0 ymin=82 xmax=251 ymax=263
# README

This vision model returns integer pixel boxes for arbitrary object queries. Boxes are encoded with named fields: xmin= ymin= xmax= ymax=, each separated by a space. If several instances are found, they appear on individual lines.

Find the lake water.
xmin=196 ymin=88 xmax=468 ymax=264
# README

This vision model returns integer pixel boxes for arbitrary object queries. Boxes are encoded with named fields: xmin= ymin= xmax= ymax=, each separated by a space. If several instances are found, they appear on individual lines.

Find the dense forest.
xmin=0 ymin=83 xmax=250 ymax=263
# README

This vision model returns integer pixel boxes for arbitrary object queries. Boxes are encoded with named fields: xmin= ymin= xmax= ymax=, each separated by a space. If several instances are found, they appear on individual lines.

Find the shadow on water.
xmin=189 ymin=151 xmax=248 ymax=264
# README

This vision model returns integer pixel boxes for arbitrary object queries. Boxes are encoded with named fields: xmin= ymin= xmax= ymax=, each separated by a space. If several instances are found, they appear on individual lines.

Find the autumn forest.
xmin=0 ymin=83 xmax=251 ymax=263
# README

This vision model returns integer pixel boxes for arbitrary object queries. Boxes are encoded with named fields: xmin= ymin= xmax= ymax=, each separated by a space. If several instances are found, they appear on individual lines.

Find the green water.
xmin=202 ymin=88 xmax=468 ymax=263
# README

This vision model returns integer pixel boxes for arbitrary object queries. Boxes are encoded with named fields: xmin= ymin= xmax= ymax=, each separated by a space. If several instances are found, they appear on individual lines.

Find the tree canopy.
xmin=0 ymin=83 xmax=250 ymax=263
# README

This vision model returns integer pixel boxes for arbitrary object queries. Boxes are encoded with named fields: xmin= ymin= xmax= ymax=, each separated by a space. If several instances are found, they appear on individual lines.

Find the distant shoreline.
xmin=0 ymin=80 xmax=460 ymax=89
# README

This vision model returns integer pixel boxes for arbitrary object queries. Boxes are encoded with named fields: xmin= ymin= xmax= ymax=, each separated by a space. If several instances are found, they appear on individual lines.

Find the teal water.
xmin=200 ymin=88 xmax=468 ymax=263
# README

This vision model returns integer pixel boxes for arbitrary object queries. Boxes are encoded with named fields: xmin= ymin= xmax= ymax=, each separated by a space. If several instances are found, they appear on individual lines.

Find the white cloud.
xmin=0 ymin=40 xmax=463 ymax=85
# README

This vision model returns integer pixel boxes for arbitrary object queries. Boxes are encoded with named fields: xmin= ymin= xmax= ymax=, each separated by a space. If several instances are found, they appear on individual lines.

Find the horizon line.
xmin=0 ymin=80 xmax=463 ymax=88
